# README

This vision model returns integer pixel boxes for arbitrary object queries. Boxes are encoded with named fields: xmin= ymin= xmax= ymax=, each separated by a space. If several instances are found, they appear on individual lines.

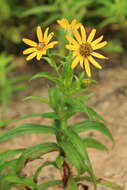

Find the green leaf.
xmin=76 ymin=176 xmax=123 ymax=190
xmin=33 ymin=161 xmax=55 ymax=183
xmin=55 ymin=155 xmax=64 ymax=169
xmin=97 ymin=178 xmax=123 ymax=190
xmin=12 ymin=83 xmax=27 ymax=92
xmin=72 ymin=120 xmax=113 ymax=141
xmin=16 ymin=142 xmax=59 ymax=172
xmin=64 ymin=128 xmax=96 ymax=188
xmin=0 ymin=123 xmax=56 ymax=142
xmin=64 ymin=129 xmax=92 ymax=168
xmin=77 ymin=93 xmax=94 ymax=101
xmin=24 ymin=96 xmax=50 ymax=105
xmin=4 ymin=175 xmax=37 ymax=189
xmin=79 ymin=104 xmax=104 ymax=121
xmin=43 ymin=56 xmax=58 ymax=70
xmin=10 ymin=112 xmax=59 ymax=123
xmin=0 ymin=149 xmax=25 ymax=164
xmin=82 ymin=137 xmax=108 ymax=151
xmin=59 ymin=141 xmax=85 ymax=174
xmin=0 ymin=159 xmax=18 ymax=172
xmin=48 ymin=87 xmax=64 ymax=111
xmin=20 ymin=5 xmax=57 ymax=17
xmin=66 ymin=177 xmax=78 ymax=190
xmin=31 ymin=72 xmax=59 ymax=83
xmin=38 ymin=179 xmax=61 ymax=190
xmin=40 ymin=112 xmax=58 ymax=119
xmin=66 ymin=98 xmax=104 ymax=121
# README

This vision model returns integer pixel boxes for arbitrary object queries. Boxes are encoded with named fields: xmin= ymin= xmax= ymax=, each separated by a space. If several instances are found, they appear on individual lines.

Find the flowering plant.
xmin=0 ymin=19 xmax=123 ymax=190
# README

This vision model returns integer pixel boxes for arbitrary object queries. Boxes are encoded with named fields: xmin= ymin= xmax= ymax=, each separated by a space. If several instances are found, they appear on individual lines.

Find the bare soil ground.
xmin=0 ymin=66 xmax=127 ymax=190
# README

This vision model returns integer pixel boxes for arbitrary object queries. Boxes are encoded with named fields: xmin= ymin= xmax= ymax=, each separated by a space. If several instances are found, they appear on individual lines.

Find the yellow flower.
xmin=66 ymin=25 xmax=108 ymax=77
xmin=57 ymin=18 xmax=81 ymax=31
xmin=22 ymin=26 xmax=58 ymax=61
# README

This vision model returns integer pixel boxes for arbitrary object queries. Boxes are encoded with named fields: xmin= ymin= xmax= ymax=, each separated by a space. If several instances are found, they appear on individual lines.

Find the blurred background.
xmin=0 ymin=0 xmax=127 ymax=189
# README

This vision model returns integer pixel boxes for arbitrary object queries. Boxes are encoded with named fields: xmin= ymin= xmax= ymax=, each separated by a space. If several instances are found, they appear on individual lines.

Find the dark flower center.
xmin=79 ymin=43 xmax=93 ymax=57
xmin=36 ymin=42 xmax=45 ymax=51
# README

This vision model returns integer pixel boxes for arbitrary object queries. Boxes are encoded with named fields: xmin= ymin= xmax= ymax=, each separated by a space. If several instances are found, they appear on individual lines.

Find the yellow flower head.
xmin=57 ymin=18 xmax=81 ymax=31
xmin=66 ymin=25 xmax=108 ymax=77
xmin=22 ymin=26 xmax=58 ymax=61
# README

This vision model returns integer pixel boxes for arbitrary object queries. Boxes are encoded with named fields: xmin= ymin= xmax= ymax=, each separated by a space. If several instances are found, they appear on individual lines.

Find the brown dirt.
xmin=0 ymin=66 xmax=127 ymax=190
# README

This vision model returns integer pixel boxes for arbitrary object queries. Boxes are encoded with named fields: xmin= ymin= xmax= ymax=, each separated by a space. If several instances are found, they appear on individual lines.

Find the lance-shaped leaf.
xmin=0 ymin=159 xmax=18 ymax=172
xmin=20 ymin=4 xmax=58 ymax=18
xmin=24 ymin=96 xmax=50 ymax=105
xmin=64 ymin=129 xmax=92 ymax=168
xmin=82 ymin=137 xmax=108 ymax=151
xmin=11 ymin=112 xmax=59 ymax=123
xmin=31 ymin=72 xmax=59 ymax=83
xmin=0 ymin=123 xmax=56 ymax=142
xmin=59 ymin=141 xmax=86 ymax=174
xmin=3 ymin=175 xmax=37 ymax=189
xmin=82 ymin=104 xmax=104 ymax=121
xmin=33 ymin=161 xmax=56 ymax=183
xmin=76 ymin=176 xmax=123 ymax=190
xmin=43 ymin=56 xmax=58 ymax=70
xmin=66 ymin=177 xmax=78 ymax=190
xmin=71 ymin=120 xmax=113 ymax=141
xmin=64 ymin=128 xmax=96 ymax=188
xmin=16 ymin=142 xmax=59 ymax=172
xmin=66 ymin=98 xmax=104 ymax=121
xmin=0 ymin=149 xmax=25 ymax=165
xmin=38 ymin=179 xmax=61 ymax=190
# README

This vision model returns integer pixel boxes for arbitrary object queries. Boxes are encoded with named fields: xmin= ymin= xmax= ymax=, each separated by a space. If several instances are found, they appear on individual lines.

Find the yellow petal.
xmin=66 ymin=35 xmax=79 ymax=46
xmin=23 ymin=48 xmax=36 ymax=55
xmin=92 ymin=41 xmax=107 ymax=50
xmin=57 ymin=19 xmax=62 ymax=27
xmin=80 ymin=25 xmax=86 ymax=43
xmin=76 ymin=23 xmax=82 ymax=29
xmin=63 ymin=19 xmax=69 ymax=29
xmin=22 ymin=38 xmax=37 ymax=47
xmin=57 ymin=19 xmax=62 ymax=24
xmin=46 ymin=41 xmax=58 ymax=49
xmin=26 ymin=52 xmax=37 ymax=61
xmin=71 ymin=19 xmax=77 ymax=29
xmin=73 ymin=51 xmax=79 ymax=57
xmin=65 ymin=45 xmax=78 ymax=50
xmin=62 ymin=19 xmax=68 ymax=25
xmin=88 ymin=55 xmax=102 ymax=69
xmin=71 ymin=19 xmax=76 ymax=25
xmin=87 ymin=29 xmax=96 ymax=43
xmin=79 ymin=56 xmax=84 ymax=68
xmin=37 ymin=26 xmax=43 ymax=42
xmin=46 ymin=32 xmax=54 ymax=43
xmin=91 ymin=52 xmax=108 ymax=59
xmin=71 ymin=56 xmax=80 ymax=69
xmin=73 ymin=29 xmax=82 ymax=44
xmin=57 ymin=19 xmax=68 ymax=30
xmin=71 ymin=19 xmax=81 ymax=30
xmin=84 ymin=58 xmax=91 ymax=77
xmin=91 ymin=35 xmax=103 ymax=46
xmin=36 ymin=51 xmax=45 ymax=60
xmin=44 ymin=27 xmax=49 ymax=42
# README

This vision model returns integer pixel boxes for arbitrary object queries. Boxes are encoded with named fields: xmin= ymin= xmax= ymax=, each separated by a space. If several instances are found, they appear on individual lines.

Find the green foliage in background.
xmin=0 ymin=53 xmax=27 ymax=127
xmin=89 ymin=0 xmax=127 ymax=27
